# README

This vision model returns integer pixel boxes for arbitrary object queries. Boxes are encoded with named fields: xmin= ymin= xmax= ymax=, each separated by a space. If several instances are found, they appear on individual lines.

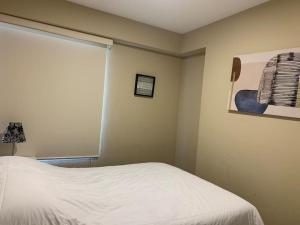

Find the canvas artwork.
xmin=229 ymin=47 xmax=300 ymax=119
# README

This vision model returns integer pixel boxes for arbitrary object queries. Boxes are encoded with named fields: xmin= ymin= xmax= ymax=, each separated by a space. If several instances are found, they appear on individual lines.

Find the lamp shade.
xmin=2 ymin=122 xmax=26 ymax=143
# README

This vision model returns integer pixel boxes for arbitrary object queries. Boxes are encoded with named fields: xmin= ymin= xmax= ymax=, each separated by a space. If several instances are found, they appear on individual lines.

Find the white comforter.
xmin=0 ymin=157 xmax=264 ymax=225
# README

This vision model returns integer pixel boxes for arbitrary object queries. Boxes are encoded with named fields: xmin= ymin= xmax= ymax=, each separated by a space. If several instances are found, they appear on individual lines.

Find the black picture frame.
xmin=134 ymin=74 xmax=156 ymax=98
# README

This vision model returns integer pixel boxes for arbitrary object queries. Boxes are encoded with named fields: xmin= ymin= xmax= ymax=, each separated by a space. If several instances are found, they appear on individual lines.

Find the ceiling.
xmin=67 ymin=0 xmax=269 ymax=34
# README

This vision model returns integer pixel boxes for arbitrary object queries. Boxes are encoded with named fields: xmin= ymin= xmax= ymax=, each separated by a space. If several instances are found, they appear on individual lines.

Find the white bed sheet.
xmin=0 ymin=157 xmax=264 ymax=225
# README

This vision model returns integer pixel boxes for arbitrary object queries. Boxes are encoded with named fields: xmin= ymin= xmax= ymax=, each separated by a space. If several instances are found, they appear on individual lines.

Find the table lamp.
xmin=2 ymin=122 xmax=26 ymax=155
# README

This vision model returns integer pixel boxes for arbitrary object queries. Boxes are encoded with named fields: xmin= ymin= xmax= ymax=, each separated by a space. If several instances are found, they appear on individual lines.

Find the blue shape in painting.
xmin=235 ymin=90 xmax=268 ymax=114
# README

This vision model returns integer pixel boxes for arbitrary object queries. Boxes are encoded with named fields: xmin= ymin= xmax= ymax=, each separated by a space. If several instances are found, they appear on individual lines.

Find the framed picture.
xmin=134 ymin=74 xmax=156 ymax=98
xmin=229 ymin=47 xmax=300 ymax=119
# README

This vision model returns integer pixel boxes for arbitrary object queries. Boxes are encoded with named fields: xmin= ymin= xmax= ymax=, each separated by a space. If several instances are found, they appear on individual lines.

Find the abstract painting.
xmin=229 ymin=47 xmax=300 ymax=119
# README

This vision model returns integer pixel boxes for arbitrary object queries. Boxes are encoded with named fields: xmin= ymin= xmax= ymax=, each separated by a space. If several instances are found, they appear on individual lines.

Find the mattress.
xmin=0 ymin=157 xmax=264 ymax=225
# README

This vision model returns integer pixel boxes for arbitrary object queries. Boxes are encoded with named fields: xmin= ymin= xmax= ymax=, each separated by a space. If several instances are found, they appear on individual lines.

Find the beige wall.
xmin=0 ymin=0 xmax=181 ymax=55
xmin=0 ymin=41 xmax=182 ymax=165
xmin=0 ymin=0 xmax=190 ymax=167
xmin=175 ymin=55 xmax=205 ymax=173
xmin=182 ymin=1 xmax=300 ymax=225
xmin=0 ymin=44 xmax=183 ymax=168
xmin=94 ymin=44 xmax=182 ymax=166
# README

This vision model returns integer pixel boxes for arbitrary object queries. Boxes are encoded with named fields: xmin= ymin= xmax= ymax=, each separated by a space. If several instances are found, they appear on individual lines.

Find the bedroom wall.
xmin=95 ymin=44 xmax=181 ymax=166
xmin=0 ymin=0 xmax=181 ymax=55
xmin=0 ymin=44 xmax=182 ymax=167
xmin=182 ymin=1 xmax=300 ymax=225
xmin=0 ymin=43 xmax=182 ymax=166
xmin=175 ymin=54 xmax=205 ymax=173
xmin=0 ymin=0 xmax=188 ymax=166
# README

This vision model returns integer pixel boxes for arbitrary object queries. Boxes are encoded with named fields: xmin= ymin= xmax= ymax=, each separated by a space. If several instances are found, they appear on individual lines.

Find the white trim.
xmin=0 ymin=13 xmax=113 ymax=47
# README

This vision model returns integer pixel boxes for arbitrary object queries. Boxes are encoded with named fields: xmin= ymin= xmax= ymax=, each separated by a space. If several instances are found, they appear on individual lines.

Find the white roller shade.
xmin=0 ymin=19 xmax=112 ymax=158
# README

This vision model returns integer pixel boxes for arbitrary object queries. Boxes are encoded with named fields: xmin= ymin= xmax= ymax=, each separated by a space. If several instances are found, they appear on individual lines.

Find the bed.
xmin=0 ymin=156 xmax=264 ymax=225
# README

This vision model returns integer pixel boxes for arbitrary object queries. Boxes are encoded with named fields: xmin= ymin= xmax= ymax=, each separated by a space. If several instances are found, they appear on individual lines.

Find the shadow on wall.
xmin=229 ymin=110 xmax=300 ymax=122
xmin=0 ymin=143 xmax=13 ymax=156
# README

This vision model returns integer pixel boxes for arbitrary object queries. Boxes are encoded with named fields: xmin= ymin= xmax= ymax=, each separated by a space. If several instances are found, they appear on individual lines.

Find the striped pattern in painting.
xmin=257 ymin=52 xmax=300 ymax=107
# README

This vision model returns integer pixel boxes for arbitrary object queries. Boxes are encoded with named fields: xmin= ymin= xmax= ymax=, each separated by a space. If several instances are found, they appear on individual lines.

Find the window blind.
xmin=0 ymin=17 xmax=112 ymax=159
